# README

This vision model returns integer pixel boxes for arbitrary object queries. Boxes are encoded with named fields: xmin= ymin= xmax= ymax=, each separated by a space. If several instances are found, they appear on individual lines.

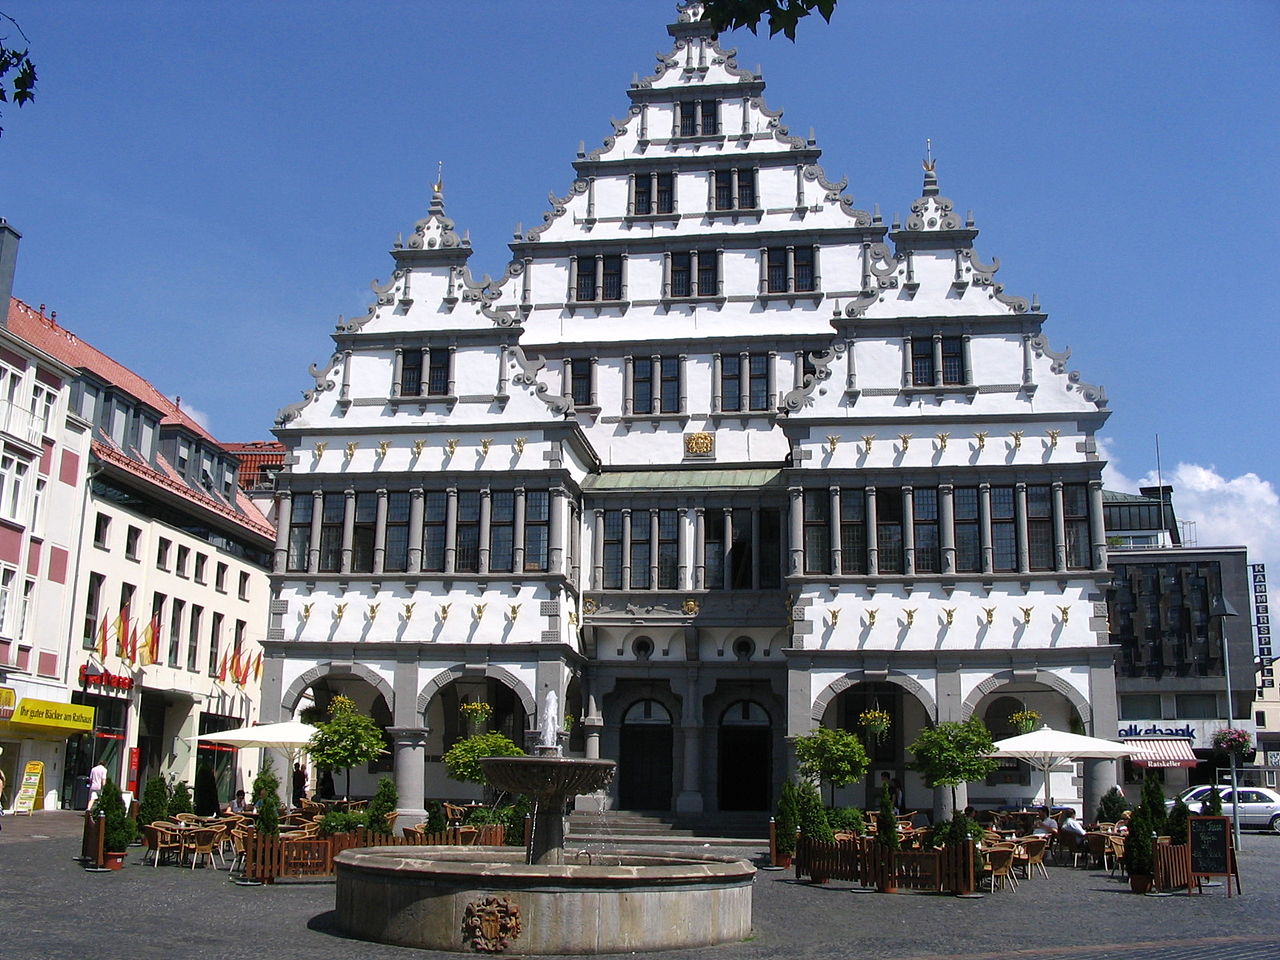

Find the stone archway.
xmin=960 ymin=670 xmax=1093 ymax=729
xmin=810 ymin=669 xmax=937 ymax=724
xmin=416 ymin=664 xmax=536 ymax=720
xmin=282 ymin=661 xmax=395 ymax=716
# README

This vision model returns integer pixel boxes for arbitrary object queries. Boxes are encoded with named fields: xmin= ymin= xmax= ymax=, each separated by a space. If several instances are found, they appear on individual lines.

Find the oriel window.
xmin=524 ymin=491 xmax=549 ymax=571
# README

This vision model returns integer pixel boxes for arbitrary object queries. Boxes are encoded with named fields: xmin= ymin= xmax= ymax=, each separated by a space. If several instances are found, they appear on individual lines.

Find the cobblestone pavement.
xmin=2 ymin=812 xmax=1278 ymax=960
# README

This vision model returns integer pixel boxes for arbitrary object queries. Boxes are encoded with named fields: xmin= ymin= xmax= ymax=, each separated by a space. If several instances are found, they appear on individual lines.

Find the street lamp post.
xmin=1210 ymin=595 xmax=1241 ymax=851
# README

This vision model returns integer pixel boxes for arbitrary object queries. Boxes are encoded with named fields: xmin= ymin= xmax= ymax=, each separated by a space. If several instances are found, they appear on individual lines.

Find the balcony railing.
xmin=0 ymin=399 xmax=43 ymax=446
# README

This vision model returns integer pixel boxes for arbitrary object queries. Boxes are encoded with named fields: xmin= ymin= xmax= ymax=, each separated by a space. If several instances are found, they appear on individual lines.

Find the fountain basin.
xmin=335 ymin=846 xmax=755 ymax=955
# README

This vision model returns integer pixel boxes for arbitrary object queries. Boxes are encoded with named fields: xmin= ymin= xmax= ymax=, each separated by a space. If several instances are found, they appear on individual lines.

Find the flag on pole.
xmin=142 ymin=613 xmax=161 ymax=666
xmin=114 ymin=608 xmax=129 ymax=659
xmin=129 ymin=619 xmax=140 ymax=664
xmin=218 ymin=651 xmax=228 ymax=683
xmin=98 ymin=615 xmax=109 ymax=661
xmin=253 ymin=651 xmax=262 ymax=682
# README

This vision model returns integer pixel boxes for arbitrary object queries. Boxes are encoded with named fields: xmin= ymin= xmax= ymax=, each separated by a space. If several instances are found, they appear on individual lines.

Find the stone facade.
xmin=265 ymin=3 xmax=1118 ymax=820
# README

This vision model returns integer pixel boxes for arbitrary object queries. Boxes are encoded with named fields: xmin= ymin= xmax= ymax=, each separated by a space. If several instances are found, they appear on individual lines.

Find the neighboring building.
xmin=1249 ymin=562 xmax=1277 ymax=784
xmin=1103 ymin=485 xmax=1257 ymax=798
xmin=0 ymin=220 xmax=94 ymax=811
xmin=262 ymin=3 xmax=1119 ymax=822
xmin=6 ymin=297 xmax=275 ymax=808
xmin=225 ymin=441 xmax=286 ymax=492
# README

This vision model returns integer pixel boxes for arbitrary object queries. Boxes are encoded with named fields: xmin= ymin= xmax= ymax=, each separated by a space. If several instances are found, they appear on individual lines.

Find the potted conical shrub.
xmin=1125 ymin=806 xmax=1154 ymax=893
xmin=93 ymin=777 xmax=137 ymax=870
xmin=773 ymin=780 xmax=801 ymax=868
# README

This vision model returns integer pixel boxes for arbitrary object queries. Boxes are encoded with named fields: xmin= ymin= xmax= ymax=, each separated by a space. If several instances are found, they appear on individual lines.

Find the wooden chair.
xmin=1085 ymin=832 xmax=1112 ymax=872
xmin=1107 ymin=835 xmax=1126 ymax=878
xmin=1056 ymin=830 xmax=1086 ymax=867
xmin=985 ymin=847 xmax=1019 ymax=891
xmin=442 ymin=802 xmax=468 ymax=825
xmin=188 ymin=828 xmax=222 ymax=870
xmin=402 ymin=825 xmax=424 ymax=842
xmin=145 ymin=824 xmax=183 ymax=867
xmin=1015 ymin=837 xmax=1049 ymax=880
xmin=228 ymin=828 xmax=250 ymax=873
xmin=456 ymin=825 xmax=481 ymax=846
xmin=173 ymin=813 xmax=201 ymax=824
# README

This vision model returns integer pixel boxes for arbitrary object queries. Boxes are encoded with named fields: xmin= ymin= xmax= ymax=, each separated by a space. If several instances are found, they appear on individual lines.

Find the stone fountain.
xmin=334 ymin=692 xmax=754 ymax=954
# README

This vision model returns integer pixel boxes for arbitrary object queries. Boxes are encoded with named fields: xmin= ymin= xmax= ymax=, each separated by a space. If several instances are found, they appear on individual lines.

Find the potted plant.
xmin=1212 ymin=727 xmax=1253 ymax=761
xmin=253 ymin=758 xmax=282 ymax=837
xmin=1202 ymin=786 xmax=1224 ymax=816
xmin=1094 ymin=785 xmax=1129 ymax=826
xmin=795 ymin=779 xmax=833 ymax=883
xmin=459 ymin=699 xmax=493 ymax=733
xmin=1138 ymin=772 xmax=1168 ymax=837
xmin=168 ymin=779 xmax=194 ymax=819
xmin=1124 ymin=806 xmax=1155 ymax=893
xmin=774 ymin=780 xmax=801 ymax=868
xmin=793 ymin=726 xmax=870 ymax=808
xmin=136 ymin=777 xmax=170 ymax=830
xmin=1166 ymin=798 xmax=1191 ymax=846
xmin=93 ymin=777 xmax=137 ymax=870
xmin=193 ymin=762 xmax=220 ymax=817
xmin=308 ymin=695 xmax=389 ymax=799
xmin=876 ymin=782 xmax=900 ymax=892
xmin=364 ymin=775 xmax=399 ymax=835
xmin=1008 ymin=709 xmax=1041 ymax=735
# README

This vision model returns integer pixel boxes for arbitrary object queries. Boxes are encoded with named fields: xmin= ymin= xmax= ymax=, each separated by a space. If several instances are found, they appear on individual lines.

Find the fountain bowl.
xmin=479 ymin=753 xmax=616 ymax=800
xmin=335 ymin=845 xmax=755 ymax=955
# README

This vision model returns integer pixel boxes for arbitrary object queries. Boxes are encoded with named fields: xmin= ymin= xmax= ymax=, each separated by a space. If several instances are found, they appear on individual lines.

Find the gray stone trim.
xmin=778 ymin=342 xmax=842 ymax=413
xmin=415 ymin=662 xmax=536 ymax=718
xmin=801 ymin=163 xmax=872 ymax=225
xmin=810 ymin=668 xmax=937 ymax=722
xmin=1028 ymin=333 xmax=1108 ymax=407
xmin=274 ymin=351 xmax=343 ymax=426
xmin=525 ymin=179 xmax=590 ymax=241
xmin=281 ymin=660 xmax=396 ymax=715
xmin=510 ymin=345 xmax=574 ymax=416
xmin=959 ymin=668 xmax=1092 ymax=726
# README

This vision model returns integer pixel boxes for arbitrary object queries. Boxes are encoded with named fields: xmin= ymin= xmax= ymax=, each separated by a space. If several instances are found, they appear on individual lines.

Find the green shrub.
xmin=876 ymin=782 xmax=900 ymax=850
xmin=1166 ymin=798 xmax=1190 ymax=845
xmin=928 ymin=813 xmax=984 ymax=849
xmin=775 ymin=780 xmax=801 ymax=856
xmin=136 ymin=777 xmax=170 ymax=828
xmin=794 ymin=727 xmax=870 ymax=808
xmin=442 ymin=731 xmax=524 ymax=785
xmin=1138 ymin=772 xmax=1168 ymax=836
xmin=253 ymin=758 xmax=282 ymax=836
xmin=1094 ymin=785 xmax=1129 ymax=825
xmin=423 ymin=800 xmax=447 ymax=835
xmin=1202 ymin=786 xmax=1224 ymax=816
xmin=795 ymin=778 xmax=833 ymax=843
xmin=319 ymin=810 xmax=369 ymax=834
xmin=364 ymin=776 xmax=398 ymax=835
xmin=826 ymin=806 xmax=866 ymax=835
xmin=193 ymin=763 xmax=219 ymax=817
xmin=167 ymin=780 xmax=193 ymax=818
xmin=1125 ymin=806 xmax=1154 ymax=875
xmin=93 ymin=777 xmax=137 ymax=853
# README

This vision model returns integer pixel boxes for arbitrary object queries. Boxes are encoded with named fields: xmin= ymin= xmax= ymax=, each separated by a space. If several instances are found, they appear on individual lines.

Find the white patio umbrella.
xmin=989 ymin=725 xmax=1153 ymax=808
xmin=191 ymin=720 xmax=318 ymax=749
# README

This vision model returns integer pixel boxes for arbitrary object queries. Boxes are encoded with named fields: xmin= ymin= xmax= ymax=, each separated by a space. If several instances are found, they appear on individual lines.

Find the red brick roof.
xmin=6 ymin=297 xmax=217 ymax=443
xmin=7 ymin=297 xmax=274 ymax=543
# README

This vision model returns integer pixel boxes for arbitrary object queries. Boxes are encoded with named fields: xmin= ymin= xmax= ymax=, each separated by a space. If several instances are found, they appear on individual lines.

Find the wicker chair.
xmin=984 ymin=846 xmax=1019 ymax=891
xmin=1085 ymin=832 xmax=1113 ymax=872
xmin=188 ymin=828 xmax=222 ymax=870
xmin=145 ymin=823 xmax=183 ymax=867
xmin=1015 ymin=837 xmax=1049 ymax=880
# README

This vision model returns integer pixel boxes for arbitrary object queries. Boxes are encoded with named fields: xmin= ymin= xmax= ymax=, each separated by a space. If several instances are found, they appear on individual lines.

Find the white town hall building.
xmin=261 ymin=2 xmax=1117 ymax=823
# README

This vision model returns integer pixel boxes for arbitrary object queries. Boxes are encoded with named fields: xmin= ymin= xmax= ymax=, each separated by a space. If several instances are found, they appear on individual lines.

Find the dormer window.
xmin=677 ymin=99 xmax=719 ymax=137
xmin=176 ymin=440 xmax=191 ymax=474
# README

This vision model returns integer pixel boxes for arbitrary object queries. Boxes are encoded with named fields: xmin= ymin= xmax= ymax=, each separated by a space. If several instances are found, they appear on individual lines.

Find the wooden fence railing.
xmin=80 ymin=813 xmax=105 ymax=868
xmin=244 ymin=824 xmax=507 ymax=883
xmin=1154 ymin=842 xmax=1190 ymax=892
xmin=795 ymin=835 xmax=974 ymax=894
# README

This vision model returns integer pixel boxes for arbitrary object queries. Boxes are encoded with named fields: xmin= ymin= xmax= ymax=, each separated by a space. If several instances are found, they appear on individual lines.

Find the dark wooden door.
xmin=718 ymin=727 xmax=771 ymax=811
xmin=618 ymin=724 xmax=673 ymax=810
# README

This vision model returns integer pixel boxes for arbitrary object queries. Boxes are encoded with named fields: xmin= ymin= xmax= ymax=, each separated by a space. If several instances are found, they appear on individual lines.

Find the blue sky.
xmin=1 ymin=1 xmax=1277 ymax=560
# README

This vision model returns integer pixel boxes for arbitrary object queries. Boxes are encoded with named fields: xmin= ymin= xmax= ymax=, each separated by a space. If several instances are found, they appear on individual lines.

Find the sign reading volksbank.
xmin=1118 ymin=718 xmax=1256 ymax=751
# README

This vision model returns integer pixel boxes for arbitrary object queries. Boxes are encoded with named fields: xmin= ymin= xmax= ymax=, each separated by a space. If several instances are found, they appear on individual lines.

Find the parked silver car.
xmin=1164 ymin=784 xmax=1280 ymax=831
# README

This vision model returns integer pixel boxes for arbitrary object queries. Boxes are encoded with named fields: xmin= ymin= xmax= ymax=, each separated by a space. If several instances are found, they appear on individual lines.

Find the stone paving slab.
xmin=2 ymin=813 xmax=1278 ymax=960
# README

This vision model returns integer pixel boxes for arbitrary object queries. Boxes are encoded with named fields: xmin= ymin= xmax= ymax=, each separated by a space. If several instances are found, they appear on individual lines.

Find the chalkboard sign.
xmin=1189 ymin=816 xmax=1230 ymax=876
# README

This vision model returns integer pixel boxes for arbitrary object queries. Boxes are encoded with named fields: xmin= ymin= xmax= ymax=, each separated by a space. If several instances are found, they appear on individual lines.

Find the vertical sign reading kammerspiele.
xmin=1253 ymin=564 xmax=1272 ymax=688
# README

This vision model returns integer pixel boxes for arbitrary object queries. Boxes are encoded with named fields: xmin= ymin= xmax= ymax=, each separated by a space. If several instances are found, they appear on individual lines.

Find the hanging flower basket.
xmin=859 ymin=708 xmax=892 ymax=743
xmin=1009 ymin=710 xmax=1041 ymax=735
xmin=459 ymin=701 xmax=493 ymax=729
xmin=1211 ymin=727 xmax=1252 ymax=758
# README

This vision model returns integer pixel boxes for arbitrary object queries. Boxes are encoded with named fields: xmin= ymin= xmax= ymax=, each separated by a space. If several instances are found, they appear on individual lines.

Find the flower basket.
xmin=858 ymin=708 xmax=892 ymax=743
xmin=1211 ymin=727 xmax=1252 ymax=758
xmin=459 ymin=701 xmax=493 ymax=731
xmin=1009 ymin=710 xmax=1041 ymax=735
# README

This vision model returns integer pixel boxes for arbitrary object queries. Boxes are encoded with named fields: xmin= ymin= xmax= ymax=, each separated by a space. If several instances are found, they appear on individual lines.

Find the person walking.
xmin=87 ymin=760 xmax=108 ymax=810
xmin=291 ymin=763 xmax=307 ymax=806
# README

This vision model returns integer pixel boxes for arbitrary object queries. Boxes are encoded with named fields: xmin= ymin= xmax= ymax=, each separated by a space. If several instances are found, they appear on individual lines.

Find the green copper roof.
xmin=584 ymin=468 xmax=784 ymax=490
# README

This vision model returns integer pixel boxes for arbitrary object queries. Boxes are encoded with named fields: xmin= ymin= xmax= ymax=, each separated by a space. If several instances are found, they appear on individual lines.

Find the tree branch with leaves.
xmin=0 ymin=12 xmax=37 ymax=138
xmin=699 ymin=0 xmax=838 ymax=41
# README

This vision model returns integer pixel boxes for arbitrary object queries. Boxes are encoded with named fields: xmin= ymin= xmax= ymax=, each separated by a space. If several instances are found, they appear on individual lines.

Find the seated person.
xmin=1114 ymin=809 xmax=1132 ymax=835
xmin=1032 ymin=806 xmax=1059 ymax=836
xmin=963 ymin=806 xmax=977 ymax=819
xmin=1059 ymin=807 xmax=1087 ymax=836
xmin=229 ymin=789 xmax=254 ymax=814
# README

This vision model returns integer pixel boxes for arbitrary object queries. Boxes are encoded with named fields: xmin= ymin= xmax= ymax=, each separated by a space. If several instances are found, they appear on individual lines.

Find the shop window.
xmin=1176 ymin=693 xmax=1218 ymax=719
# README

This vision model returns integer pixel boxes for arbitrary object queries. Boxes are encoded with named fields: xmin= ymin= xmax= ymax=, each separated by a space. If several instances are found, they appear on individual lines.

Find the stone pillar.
xmin=678 ymin=507 xmax=691 ymax=590
xmin=866 ymin=486 xmax=879 ymax=576
xmin=444 ymin=488 xmax=458 ymax=574
xmin=549 ymin=488 xmax=566 ymax=574
xmin=694 ymin=507 xmax=706 ymax=589
xmin=902 ymin=485 xmax=915 ymax=576
xmin=591 ymin=508 xmax=604 ymax=590
xmin=621 ymin=509 xmax=633 ymax=588
xmin=939 ymin=483 xmax=956 ymax=575
xmin=307 ymin=490 xmax=323 ymax=575
xmin=1052 ymin=481 xmax=1067 ymax=573
xmin=478 ymin=489 xmax=492 ymax=574
xmin=340 ymin=488 xmax=356 ymax=574
xmin=787 ymin=486 xmax=803 ymax=576
xmin=373 ymin=488 xmax=388 ymax=575
xmin=1088 ymin=480 xmax=1107 ymax=570
xmin=721 ymin=508 xmax=733 ymax=590
xmin=514 ymin=488 xmax=527 ymax=575
xmin=1083 ymin=657 xmax=1120 ymax=817
xmin=272 ymin=491 xmax=292 ymax=574
xmin=675 ymin=725 xmax=704 ymax=814
xmin=979 ymin=483 xmax=993 ymax=574
xmin=407 ymin=489 xmax=424 ymax=574
xmin=1015 ymin=482 xmax=1029 ymax=574
xmin=388 ymin=727 xmax=429 ymax=823
xmin=828 ymin=486 xmax=842 ymax=575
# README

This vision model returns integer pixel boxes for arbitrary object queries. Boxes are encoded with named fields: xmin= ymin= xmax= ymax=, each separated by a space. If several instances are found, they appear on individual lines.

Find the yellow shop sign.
xmin=11 ymin=698 xmax=95 ymax=732
xmin=0 ymin=685 xmax=15 ymax=720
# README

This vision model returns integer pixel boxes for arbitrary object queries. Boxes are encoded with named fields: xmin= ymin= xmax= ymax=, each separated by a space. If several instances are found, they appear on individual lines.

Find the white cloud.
xmin=169 ymin=395 xmax=212 ymax=432
xmin=1100 ymin=438 xmax=1280 ymax=564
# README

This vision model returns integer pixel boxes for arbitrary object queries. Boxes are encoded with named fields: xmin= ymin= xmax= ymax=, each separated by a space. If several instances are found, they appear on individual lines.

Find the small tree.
xmin=1124 ymin=805 xmax=1154 ymax=877
xmin=93 ymin=777 xmax=137 ymax=853
xmin=1166 ymin=797 xmax=1191 ymax=845
xmin=167 ymin=780 xmax=193 ymax=819
xmin=308 ymin=695 xmax=387 ymax=799
xmin=1094 ymin=785 xmax=1129 ymax=825
xmin=364 ymin=775 xmax=399 ymax=835
xmin=876 ymin=781 xmax=900 ymax=850
xmin=253 ymin=758 xmax=282 ymax=836
xmin=775 ymin=780 xmax=801 ymax=857
xmin=193 ymin=763 xmax=220 ymax=817
xmin=908 ymin=715 xmax=997 ymax=817
xmin=794 ymin=777 xmax=833 ymax=843
xmin=826 ymin=806 xmax=866 ymax=836
xmin=1138 ymin=772 xmax=1168 ymax=836
xmin=1202 ymin=786 xmax=1224 ymax=816
xmin=793 ymin=726 xmax=870 ymax=808
xmin=136 ymin=777 xmax=170 ymax=828
xmin=443 ymin=731 xmax=524 ymax=786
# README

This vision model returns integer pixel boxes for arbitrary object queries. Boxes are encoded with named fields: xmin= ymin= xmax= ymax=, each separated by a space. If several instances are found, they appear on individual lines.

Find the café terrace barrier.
xmin=243 ymin=824 xmax=508 ymax=883
xmin=795 ymin=834 xmax=975 ymax=894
